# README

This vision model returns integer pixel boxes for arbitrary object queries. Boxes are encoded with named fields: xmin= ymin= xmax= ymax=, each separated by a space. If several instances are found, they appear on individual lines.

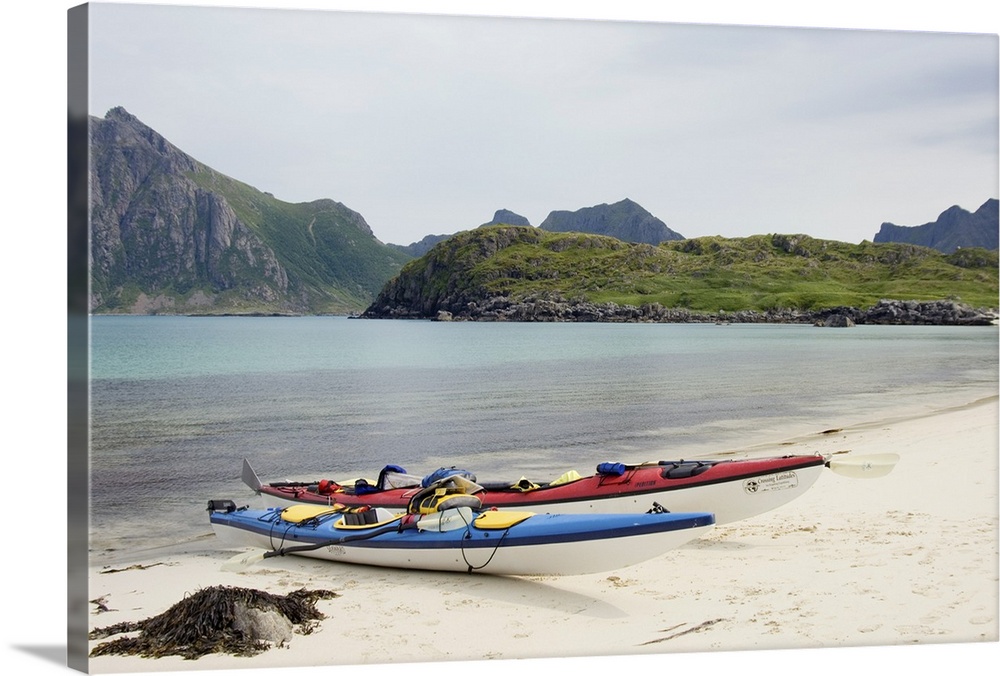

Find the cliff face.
xmin=873 ymin=199 xmax=998 ymax=253
xmin=89 ymin=107 xmax=409 ymax=314
xmin=539 ymin=198 xmax=683 ymax=244
xmin=90 ymin=108 xmax=288 ymax=310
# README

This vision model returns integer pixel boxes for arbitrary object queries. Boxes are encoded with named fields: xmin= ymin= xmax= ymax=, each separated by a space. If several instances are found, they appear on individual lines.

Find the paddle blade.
xmin=827 ymin=453 xmax=900 ymax=479
xmin=241 ymin=458 xmax=263 ymax=492
xmin=221 ymin=549 xmax=267 ymax=573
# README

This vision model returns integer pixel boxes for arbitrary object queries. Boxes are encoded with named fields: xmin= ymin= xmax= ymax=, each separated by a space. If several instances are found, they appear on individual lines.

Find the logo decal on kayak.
xmin=743 ymin=471 xmax=799 ymax=495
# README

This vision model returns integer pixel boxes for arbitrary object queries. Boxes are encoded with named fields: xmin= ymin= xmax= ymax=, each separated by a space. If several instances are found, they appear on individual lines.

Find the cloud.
xmin=87 ymin=3 xmax=998 ymax=245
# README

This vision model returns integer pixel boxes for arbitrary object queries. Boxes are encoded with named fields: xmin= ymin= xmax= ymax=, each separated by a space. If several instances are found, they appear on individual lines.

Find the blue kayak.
xmin=209 ymin=498 xmax=715 ymax=576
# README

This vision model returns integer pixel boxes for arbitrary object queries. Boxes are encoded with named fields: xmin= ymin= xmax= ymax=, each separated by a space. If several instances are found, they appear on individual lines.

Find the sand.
xmin=72 ymin=394 xmax=999 ymax=675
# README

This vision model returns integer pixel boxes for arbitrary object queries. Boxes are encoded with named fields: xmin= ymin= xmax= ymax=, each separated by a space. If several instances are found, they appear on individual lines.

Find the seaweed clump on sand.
xmin=89 ymin=585 xmax=339 ymax=660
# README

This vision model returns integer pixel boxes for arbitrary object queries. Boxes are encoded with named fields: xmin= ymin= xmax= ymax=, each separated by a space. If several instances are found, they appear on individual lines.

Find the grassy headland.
xmin=364 ymin=226 xmax=998 ymax=319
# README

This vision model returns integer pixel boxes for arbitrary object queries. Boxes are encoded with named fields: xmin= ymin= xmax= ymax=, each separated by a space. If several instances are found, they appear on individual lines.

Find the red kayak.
xmin=242 ymin=454 xmax=839 ymax=525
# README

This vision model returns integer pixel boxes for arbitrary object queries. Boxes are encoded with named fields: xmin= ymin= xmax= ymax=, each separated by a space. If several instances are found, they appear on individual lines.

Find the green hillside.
xmin=365 ymin=226 xmax=998 ymax=317
xmin=186 ymin=170 xmax=411 ymax=308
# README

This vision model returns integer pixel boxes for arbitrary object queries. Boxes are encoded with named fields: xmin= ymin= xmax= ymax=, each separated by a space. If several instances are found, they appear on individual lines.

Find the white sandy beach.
xmin=76 ymin=394 xmax=1000 ymax=676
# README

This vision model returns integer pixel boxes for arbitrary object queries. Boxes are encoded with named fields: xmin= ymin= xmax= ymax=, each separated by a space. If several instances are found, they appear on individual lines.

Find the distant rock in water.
xmin=539 ymin=198 xmax=683 ymax=245
xmin=817 ymin=299 xmax=995 ymax=326
xmin=481 ymin=209 xmax=531 ymax=227
xmin=820 ymin=314 xmax=856 ymax=328
xmin=873 ymin=199 xmax=998 ymax=253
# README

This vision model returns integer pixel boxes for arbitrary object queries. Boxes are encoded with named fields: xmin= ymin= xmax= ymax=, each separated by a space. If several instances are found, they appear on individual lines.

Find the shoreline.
xmin=93 ymin=297 xmax=1000 ymax=326
xmin=82 ymin=394 xmax=999 ymax=674
xmin=364 ymin=297 xmax=999 ymax=325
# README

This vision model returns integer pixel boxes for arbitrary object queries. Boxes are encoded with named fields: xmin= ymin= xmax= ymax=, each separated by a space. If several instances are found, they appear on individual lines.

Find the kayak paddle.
xmin=222 ymin=520 xmax=403 ymax=573
xmin=825 ymin=453 xmax=900 ymax=478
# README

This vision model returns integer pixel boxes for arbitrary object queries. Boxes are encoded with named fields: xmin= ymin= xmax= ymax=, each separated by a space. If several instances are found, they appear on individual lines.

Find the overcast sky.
xmin=85 ymin=1 xmax=999 ymax=246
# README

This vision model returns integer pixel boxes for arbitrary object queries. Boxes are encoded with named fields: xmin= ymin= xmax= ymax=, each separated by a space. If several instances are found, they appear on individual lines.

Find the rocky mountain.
xmin=481 ymin=209 xmax=531 ymax=227
xmin=89 ymin=107 xmax=411 ymax=314
xmin=389 ymin=234 xmax=453 ymax=259
xmin=362 ymin=226 xmax=998 ymax=323
xmin=873 ymin=199 xmax=998 ymax=253
xmin=390 ymin=209 xmax=533 ymax=258
xmin=538 ymin=198 xmax=683 ymax=244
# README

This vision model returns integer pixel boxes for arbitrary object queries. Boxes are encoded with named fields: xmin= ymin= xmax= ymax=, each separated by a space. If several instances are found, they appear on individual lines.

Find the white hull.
xmin=212 ymin=521 xmax=714 ymax=576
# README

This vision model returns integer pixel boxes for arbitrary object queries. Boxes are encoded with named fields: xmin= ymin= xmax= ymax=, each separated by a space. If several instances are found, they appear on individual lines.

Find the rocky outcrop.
xmin=873 ymin=199 xmax=998 ymax=253
xmin=539 ymin=198 xmax=683 ymax=244
xmin=364 ymin=224 xmax=997 ymax=325
xmin=813 ymin=299 xmax=996 ymax=326
xmin=392 ymin=210 xmax=533 ymax=258
xmin=819 ymin=314 xmax=856 ymax=328
xmin=366 ymin=226 xmax=547 ymax=319
xmin=367 ymin=294 xmax=996 ymax=326
xmin=481 ymin=209 xmax=531 ymax=227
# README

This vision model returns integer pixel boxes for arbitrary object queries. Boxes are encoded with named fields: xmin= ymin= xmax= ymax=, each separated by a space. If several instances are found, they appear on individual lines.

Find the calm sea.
xmin=88 ymin=316 xmax=998 ymax=556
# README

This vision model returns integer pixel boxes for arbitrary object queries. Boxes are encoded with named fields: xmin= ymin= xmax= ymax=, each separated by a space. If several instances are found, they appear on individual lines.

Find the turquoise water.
xmin=88 ymin=316 xmax=998 ymax=554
